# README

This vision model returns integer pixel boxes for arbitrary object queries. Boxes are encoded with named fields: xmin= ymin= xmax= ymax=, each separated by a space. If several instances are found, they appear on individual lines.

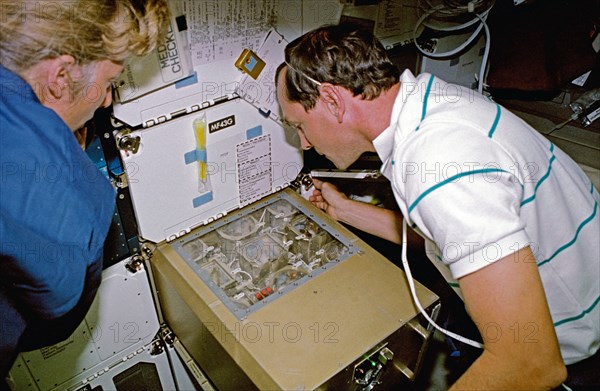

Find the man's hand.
xmin=308 ymin=178 xmax=405 ymax=244
xmin=308 ymin=178 xmax=349 ymax=220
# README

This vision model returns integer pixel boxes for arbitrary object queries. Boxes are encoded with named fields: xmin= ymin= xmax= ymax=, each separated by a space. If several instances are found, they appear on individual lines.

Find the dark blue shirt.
xmin=0 ymin=65 xmax=115 ymax=320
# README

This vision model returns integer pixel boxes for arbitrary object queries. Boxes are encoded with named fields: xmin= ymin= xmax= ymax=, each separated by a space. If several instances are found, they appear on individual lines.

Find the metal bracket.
xmin=290 ymin=172 xmax=314 ymax=192
xmin=149 ymin=331 xmax=165 ymax=356
xmin=125 ymin=255 xmax=144 ymax=273
xmin=310 ymin=169 xmax=381 ymax=180
xmin=353 ymin=344 xmax=395 ymax=390
xmin=116 ymin=129 xmax=141 ymax=154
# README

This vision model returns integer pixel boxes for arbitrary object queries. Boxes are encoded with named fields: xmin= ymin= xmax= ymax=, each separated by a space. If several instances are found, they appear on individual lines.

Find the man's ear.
xmin=44 ymin=55 xmax=78 ymax=101
xmin=319 ymin=83 xmax=345 ymax=123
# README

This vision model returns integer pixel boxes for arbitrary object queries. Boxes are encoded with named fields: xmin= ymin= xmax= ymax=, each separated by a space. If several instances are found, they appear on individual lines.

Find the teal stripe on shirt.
xmin=521 ymin=143 xmax=556 ymax=207
xmin=435 ymin=254 xmax=460 ymax=288
xmin=538 ymin=191 xmax=598 ymax=267
xmin=487 ymin=104 xmax=501 ymax=138
xmin=554 ymin=295 xmax=600 ymax=327
xmin=408 ymin=168 xmax=508 ymax=213
xmin=416 ymin=75 xmax=435 ymax=131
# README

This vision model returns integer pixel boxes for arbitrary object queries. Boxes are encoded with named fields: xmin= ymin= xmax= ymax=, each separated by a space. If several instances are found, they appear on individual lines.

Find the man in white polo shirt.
xmin=276 ymin=24 xmax=599 ymax=390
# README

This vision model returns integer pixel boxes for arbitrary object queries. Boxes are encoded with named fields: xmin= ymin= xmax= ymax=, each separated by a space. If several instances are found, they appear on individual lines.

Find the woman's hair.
xmin=281 ymin=24 xmax=400 ymax=111
xmin=0 ymin=0 xmax=171 ymax=73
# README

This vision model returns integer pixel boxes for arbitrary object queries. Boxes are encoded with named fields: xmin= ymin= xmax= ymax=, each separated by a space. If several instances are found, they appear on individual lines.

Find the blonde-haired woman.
xmin=0 ymin=0 xmax=170 ymax=383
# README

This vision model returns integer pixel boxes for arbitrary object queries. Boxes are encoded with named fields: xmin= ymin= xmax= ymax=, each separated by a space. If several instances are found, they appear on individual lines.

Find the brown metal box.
xmin=149 ymin=189 xmax=440 ymax=390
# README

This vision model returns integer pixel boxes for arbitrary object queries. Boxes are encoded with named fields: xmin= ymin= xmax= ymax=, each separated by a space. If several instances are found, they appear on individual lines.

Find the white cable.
xmin=413 ymin=5 xmax=491 ymax=58
xmin=423 ymin=7 xmax=489 ymax=33
xmin=258 ymin=208 xmax=267 ymax=225
xmin=473 ymin=12 xmax=490 ymax=94
xmin=401 ymin=219 xmax=484 ymax=349
xmin=402 ymin=217 xmax=574 ymax=388
xmin=414 ymin=1 xmax=494 ymax=93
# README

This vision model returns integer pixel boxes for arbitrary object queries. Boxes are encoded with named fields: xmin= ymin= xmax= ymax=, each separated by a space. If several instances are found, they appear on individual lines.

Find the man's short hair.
xmin=279 ymin=24 xmax=400 ymax=111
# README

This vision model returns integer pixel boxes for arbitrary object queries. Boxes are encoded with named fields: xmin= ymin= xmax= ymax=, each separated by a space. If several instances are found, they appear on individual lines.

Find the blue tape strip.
xmin=193 ymin=192 xmax=213 ymax=208
xmin=184 ymin=149 xmax=207 ymax=165
xmin=176 ymin=71 xmax=198 ymax=89
xmin=246 ymin=125 xmax=263 ymax=139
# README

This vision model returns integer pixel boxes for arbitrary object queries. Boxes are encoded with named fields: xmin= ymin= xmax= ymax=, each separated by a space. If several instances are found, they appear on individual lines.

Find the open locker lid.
xmin=113 ymin=29 xmax=304 ymax=244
